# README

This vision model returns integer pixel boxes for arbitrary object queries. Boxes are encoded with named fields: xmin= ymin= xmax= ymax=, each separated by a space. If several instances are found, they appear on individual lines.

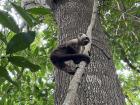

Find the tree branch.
xmin=119 ymin=44 xmax=140 ymax=72
xmin=62 ymin=0 xmax=98 ymax=105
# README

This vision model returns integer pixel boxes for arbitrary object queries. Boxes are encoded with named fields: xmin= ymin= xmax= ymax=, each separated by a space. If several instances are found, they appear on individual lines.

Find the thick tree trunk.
xmin=53 ymin=0 xmax=125 ymax=105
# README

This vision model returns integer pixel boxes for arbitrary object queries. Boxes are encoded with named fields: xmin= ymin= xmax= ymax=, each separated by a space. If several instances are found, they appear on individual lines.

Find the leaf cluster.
xmin=100 ymin=0 xmax=140 ymax=104
xmin=0 ymin=2 xmax=57 ymax=104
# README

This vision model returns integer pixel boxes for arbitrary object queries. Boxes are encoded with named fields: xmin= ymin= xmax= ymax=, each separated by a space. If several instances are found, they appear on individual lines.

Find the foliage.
xmin=100 ymin=0 xmax=140 ymax=104
xmin=0 ymin=0 xmax=139 ymax=105
xmin=0 ymin=2 xmax=56 ymax=105
xmin=0 ymin=10 xmax=20 ymax=33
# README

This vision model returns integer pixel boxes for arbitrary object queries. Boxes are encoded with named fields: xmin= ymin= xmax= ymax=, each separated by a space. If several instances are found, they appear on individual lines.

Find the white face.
xmin=79 ymin=34 xmax=90 ymax=46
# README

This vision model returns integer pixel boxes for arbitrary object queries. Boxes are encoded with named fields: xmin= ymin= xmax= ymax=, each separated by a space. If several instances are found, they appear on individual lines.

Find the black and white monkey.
xmin=50 ymin=34 xmax=90 ymax=75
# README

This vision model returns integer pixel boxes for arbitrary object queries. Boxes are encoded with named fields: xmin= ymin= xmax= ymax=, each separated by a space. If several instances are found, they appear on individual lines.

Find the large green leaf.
xmin=27 ymin=7 xmax=52 ymax=15
xmin=11 ymin=3 xmax=36 ymax=27
xmin=0 ymin=66 xmax=16 ymax=85
xmin=8 ymin=56 xmax=40 ymax=72
xmin=6 ymin=31 xmax=35 ymax=54
xmin=0 ymin=10 xmax=20 ymax=33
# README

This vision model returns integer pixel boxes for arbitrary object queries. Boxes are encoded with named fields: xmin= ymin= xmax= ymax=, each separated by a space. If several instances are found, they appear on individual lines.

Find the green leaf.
xmin=11 ymin=3 xmax=36 ymax=27
xmin=1 ymin=58 xmax=8 ymax=67
xmin=0 ymin=77 xmax=5 ymax=84
xmin=8 ymin=56 xmax=40 ymax=72
xmin=0 ymin=32 xmax=7 ymax=44
xmin=27 ymin=7 xmax=52 ymax=15
xmin=0 ymin=10 xmax=20 ymax=33
xmin=0 ymin=66 xmax=16 ymax=85
xmin=6 ymin=31 xmax=36 ymax=54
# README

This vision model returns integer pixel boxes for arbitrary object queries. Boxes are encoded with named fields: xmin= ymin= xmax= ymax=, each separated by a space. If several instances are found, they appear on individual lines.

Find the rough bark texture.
xmin=53 ymin=0 xmax=125 ymax=105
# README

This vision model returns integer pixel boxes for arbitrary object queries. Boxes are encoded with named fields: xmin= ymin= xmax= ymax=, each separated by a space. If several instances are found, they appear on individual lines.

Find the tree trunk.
xmin=53 ymin=0 xmax=125 ymax=105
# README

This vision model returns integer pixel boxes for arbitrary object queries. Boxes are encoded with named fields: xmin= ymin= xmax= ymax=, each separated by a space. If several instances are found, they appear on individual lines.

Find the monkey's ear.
xmin=81 ymin=33 xmax=87 ymax=38
xmin=79 ymin=33 xmax=87 ymax=37
xmin=78 ymin=33 xmax=88 ymax=41
xmin=80 ymin=33 xmax=89 ymax=40
xmin=78 ymin=33 xmax=81 ymax=39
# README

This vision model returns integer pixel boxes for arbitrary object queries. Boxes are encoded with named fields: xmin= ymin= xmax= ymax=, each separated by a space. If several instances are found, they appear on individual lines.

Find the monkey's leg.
xmin=73 ymin=54 xmax=90 ymax=64
xmin=61 ymin=64 xmax=77 ymax=75
xmin=55 ymin=61 xmax=77 ymax=75
xmin=59 ymin=54 xmax=90 ymax=64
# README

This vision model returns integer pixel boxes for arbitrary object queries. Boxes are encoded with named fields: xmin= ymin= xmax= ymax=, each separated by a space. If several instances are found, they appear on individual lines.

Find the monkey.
xmin=45 ymin=0 xmax=59 ymax=10
xmin=50 ymin=34 xmax=90 ymax=75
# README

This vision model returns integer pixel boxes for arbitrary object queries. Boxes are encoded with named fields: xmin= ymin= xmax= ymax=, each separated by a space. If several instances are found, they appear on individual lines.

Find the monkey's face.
xmin=80 ymin=37 xmax=90 ymax=46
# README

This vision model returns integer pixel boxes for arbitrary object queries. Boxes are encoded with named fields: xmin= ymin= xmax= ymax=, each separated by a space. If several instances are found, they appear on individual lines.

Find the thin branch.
xmin=116 ymin=0 xmax=126 ymax=13
xmin=110 ymin=6 xmax=140 ymax=23
xmin=123 ymin=57 xmax=136 ymax=70
xmin=62 ymin=0 xmax=98 ymax=105
xmin=125 ymin=94 xmax=134 ymax=105
xmin=119 ymin=44 xmax=140 ymax=72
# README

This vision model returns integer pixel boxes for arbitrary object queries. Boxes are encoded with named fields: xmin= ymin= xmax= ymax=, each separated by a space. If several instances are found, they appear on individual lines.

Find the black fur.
xmin=50 ymin=36 xmax=90 ymax=75
xmin=53 ymin=0 xmax=58 ymax=4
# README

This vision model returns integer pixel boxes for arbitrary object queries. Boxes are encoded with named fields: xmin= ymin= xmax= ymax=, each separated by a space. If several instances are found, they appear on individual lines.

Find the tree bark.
xmin=53 ymin=0 xmax=125 ymax=105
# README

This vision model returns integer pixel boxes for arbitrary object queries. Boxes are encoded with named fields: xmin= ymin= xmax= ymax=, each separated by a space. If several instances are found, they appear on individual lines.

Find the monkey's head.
xmin=78 ymin=34 xmax=90 ymax=46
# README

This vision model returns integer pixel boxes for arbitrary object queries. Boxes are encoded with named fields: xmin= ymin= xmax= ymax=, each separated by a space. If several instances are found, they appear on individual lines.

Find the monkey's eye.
xmin=84 ymin=36 xmax=89 ymax=40
xmin=81 ymin=37 xmax=90 ymax=45
xmin=83 ymin=37 xmax=89 ymax=42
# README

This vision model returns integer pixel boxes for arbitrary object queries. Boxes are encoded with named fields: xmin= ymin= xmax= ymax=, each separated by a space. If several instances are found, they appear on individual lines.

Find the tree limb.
xmin=62 ymin=0 xmax=98 ymax=105
xmin=119 ymin=44 xmax=140 ymax=72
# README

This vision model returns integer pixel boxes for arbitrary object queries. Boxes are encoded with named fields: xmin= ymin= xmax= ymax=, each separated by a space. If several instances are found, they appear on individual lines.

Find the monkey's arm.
xmin=65 ymin=39 xmax=79 ymax=46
